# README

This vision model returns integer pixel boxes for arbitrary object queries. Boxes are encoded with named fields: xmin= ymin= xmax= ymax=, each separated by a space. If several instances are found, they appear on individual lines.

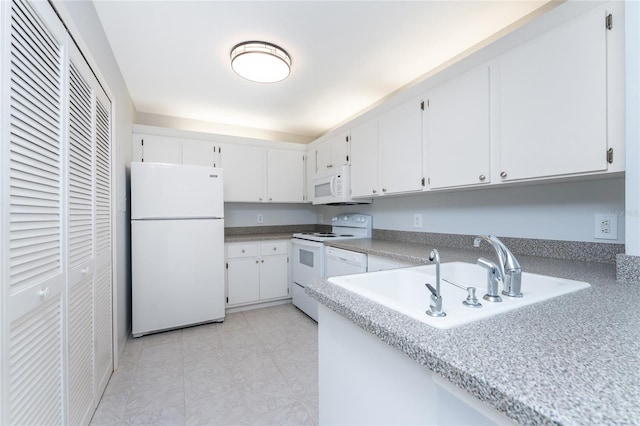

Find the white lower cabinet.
xmin=319 ymin=305 xmax=515 ymax=425
xmin=226 ymin=240 xmax=291 ymax=307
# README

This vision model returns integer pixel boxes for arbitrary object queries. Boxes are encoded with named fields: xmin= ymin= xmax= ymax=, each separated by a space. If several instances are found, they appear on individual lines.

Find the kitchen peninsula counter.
xmin=309 ymin=238 xmax=640 ymax=425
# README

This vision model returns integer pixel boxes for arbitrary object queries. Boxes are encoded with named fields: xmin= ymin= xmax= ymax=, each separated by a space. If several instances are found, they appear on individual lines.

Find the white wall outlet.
xmin=594 ymin=213 xmax=617 ymax=240
xmin=257 ymin=214 xmax=264 ymax=224
xmin=413 ymin=213 xmax=423 ymax=229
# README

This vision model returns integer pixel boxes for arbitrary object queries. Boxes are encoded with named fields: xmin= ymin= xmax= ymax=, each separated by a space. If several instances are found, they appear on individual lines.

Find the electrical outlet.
xmin=594 ymin=213 xmax=617 ymax=240
xmin=413 ymin=213 xmax=423 ymax=229
xmin=257 ymin=214 xmax=264 ymax=224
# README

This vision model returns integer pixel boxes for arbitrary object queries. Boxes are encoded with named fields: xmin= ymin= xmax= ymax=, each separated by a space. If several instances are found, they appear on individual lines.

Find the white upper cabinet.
xmin=220 ymin=143 xmax=265 ymax=202
xmin=350 ymin=119 xmax=380 ymax=198
xmin=182 ymin=140 xmax=221 ymax=167
xmin=133 ymin=130 xmax=307 ymax=203
xmin=221 ymin=145 xmax=306 ymax=203
xmin=379 ymin=98 xmax=424 ymax=195
xmin=313 ymin=132 xmax=349 ymax=176
xmin=266 ymin=149 xmax=305 ymax=203
xmin=133 ymin=134 xmax=182 ymax=164
xmin=425 ymin=66 xmax=491 ymax=189
xmin=497 ymin=5 xmax=609 ymax=181
xmin=323 ymin=3 xmax=622 ymax=198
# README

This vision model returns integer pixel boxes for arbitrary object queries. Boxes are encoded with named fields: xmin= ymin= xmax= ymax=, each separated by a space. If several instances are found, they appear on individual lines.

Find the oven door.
xmin=291 ymin=238 xmax=325 ymax=321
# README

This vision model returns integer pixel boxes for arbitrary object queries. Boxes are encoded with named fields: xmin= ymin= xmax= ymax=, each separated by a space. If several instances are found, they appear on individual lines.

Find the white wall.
xmin=317 ymin=178 xmax=625 ymax=243
xmin=626 ymin=1 xmax=640 ymax=255
xmin=54 ymin=1 xmax=135 ymax=358
xmin=224 ymin=203 xmax=317 ymax=228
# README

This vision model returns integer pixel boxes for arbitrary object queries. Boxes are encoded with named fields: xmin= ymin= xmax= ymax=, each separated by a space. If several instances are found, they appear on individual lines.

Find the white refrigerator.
xmin=131 ymin=162 xmax=225 ymax=337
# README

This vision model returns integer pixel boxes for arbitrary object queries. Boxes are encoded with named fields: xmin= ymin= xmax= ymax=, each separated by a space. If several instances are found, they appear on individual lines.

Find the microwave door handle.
xmin=330 ymin=175 xmax=337 ymax=197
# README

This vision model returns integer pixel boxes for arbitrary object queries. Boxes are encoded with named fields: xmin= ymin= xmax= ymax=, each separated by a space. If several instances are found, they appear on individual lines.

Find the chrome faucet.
xmin=425 ymin=249 xmax=446 ymax=317
xmin=473 ymin=235 xmax=523 ymax=298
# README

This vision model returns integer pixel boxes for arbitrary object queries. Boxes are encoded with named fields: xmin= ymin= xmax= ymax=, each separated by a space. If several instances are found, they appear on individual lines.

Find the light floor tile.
xmin=91 ymin=303 xmax=318 ymax=426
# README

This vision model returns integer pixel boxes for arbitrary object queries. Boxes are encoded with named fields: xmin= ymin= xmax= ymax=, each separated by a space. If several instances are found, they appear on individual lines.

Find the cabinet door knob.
xmin=256 ymin=260 xmax=259 ymax=264
xmin=500 ymin=171 xmax=507 ymax=178
xmin=241 ymin=249 xmax=245 ymax=253
xmin=39 ymin=287 xmax=50 ymax=298
xmin=382 ymin=188 xmax=387 ymax=193
xmin=273 ymin=247 xmax=277 ymax=251
xmin=479 ymin=175 xmax=486 ymax=181
xmin=372 ymin=189 xmax=377 ymax=194
xmin=261 ymin=260 xmax=264 ymax=263
xmin=269 ymin=198 xmax=272 ymax=201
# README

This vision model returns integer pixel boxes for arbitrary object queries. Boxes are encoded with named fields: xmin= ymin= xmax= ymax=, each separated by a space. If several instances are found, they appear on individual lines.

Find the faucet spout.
xmin=425 ymin=249 xmax=446 ymax=317
xmin=473 ymin=235 xmax=523 ymax=298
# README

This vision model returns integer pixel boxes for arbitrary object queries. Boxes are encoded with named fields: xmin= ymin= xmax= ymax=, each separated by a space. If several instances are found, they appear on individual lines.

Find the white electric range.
xmin=291 ymin=214 xmax=372 ymax=321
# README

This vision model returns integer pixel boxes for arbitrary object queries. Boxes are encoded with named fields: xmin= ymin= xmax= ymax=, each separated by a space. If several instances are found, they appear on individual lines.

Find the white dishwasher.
xmin=325 ymin=246 xmax=368 ymax=277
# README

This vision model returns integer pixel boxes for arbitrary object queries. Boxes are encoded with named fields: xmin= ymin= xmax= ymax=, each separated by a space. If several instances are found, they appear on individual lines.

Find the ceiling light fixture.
xmin=230 ymin=41 xmax=291 ymax=83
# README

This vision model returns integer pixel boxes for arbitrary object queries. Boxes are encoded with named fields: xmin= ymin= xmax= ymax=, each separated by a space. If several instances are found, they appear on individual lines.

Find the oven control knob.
xmin=342 ymin=216 xmax=348 ymax=221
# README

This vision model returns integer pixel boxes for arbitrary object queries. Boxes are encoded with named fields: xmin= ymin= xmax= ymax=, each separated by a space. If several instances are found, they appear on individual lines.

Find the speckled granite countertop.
xmin=308 ymin=239 xmax=640 ymax=425
xmin=224 ymin=233 xmax=294 ymax=242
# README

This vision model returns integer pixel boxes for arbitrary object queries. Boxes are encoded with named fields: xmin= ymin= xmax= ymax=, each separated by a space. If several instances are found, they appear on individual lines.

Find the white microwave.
xmin=312 ymin=165 xmax=371 ymax=205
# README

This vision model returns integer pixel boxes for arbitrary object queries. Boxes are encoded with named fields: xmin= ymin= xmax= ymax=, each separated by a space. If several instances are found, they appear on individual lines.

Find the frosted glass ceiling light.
xmin=230 ymin=41 xmax=291 ymax=83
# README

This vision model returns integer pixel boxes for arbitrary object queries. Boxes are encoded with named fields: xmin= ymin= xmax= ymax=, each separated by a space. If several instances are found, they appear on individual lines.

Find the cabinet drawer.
xmin=260 ymin=241 xmax=288 ymax=256
xmin=227 ymin=243 xmax=259 ymax=258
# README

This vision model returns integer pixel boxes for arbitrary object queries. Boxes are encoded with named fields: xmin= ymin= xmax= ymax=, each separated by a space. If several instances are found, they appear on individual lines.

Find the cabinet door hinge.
xmin=226 ymin=297 xmax=229 ymax=303
xmin=607 ymin=148 xmax=614 ymax=164
xmin=420 ymin=101 xmax=425 ymax=111
xmin=421 ymin=177 xmax=426 ymax=187
xmin=287 ymin=288 xmax=290 ymax=294
xmin=346 ymin=155 xmax=349 ymax=162
xmin=606 ymin=13 xmax=613 ymax=30
xmin=346 ymin=135 xmax=350 ymax=143
xmin=226 ymin=262 xmax=228 ymax=269
xmin=287 ymin=257 xmax=290 ymax=263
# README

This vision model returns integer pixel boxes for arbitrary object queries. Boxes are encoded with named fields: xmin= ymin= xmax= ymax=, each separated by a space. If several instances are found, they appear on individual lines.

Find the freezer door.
xmin=132 ymin=218 xmax=225 ymax=336
xmin=131 ymin=162 xmax=224 ymax=219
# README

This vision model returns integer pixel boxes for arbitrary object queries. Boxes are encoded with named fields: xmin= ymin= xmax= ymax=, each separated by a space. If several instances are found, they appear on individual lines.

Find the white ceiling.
xmin=94 ymin=1 xmax=551 ymax=143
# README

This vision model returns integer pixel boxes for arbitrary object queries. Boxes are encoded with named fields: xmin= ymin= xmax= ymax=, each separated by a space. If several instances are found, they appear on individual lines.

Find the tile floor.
xmin=90 ymin=303 xmax=319 ymax=425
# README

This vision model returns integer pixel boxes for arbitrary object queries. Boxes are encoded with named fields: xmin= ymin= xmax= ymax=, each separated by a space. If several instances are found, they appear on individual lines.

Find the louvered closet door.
xmin=66 ymin=44 xmax=96 ymax=426
xmin=66 ymin=43 xmax=114 ymax=425
xmin=94 ymin=87 xmax=113 ymax=399
xmin=3 ymin=0 xmax=67 ymax=424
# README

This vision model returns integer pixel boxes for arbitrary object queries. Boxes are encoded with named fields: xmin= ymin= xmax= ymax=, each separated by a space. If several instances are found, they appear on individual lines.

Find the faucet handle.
xmin=476 ymin=257 xmax=503 ymax=303
xmin=425 ymin=283 xmax=437 ymax=297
